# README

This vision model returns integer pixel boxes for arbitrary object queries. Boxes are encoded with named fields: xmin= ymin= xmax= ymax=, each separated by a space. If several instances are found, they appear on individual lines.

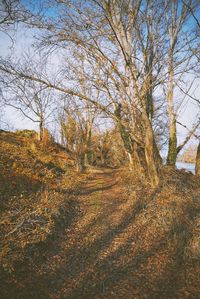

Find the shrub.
xmin=16 ymin=129 xmax=38 ymax=139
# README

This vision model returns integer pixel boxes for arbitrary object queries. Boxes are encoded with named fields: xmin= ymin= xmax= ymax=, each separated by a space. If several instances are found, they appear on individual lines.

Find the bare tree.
xmin=59 ymin=98 xmax=98 ymax=172
xmin=1 ymin=58 xmax=58 ymax=140
xmin=162 ymin=0 xmax=200 ymax=166
xmin=0 ymin=0 xmax=30 ymax=36
xmin=0 ymin=0 xmax=199 ymax=185
xmin=37 ymin=0 xmax=164 ymax=185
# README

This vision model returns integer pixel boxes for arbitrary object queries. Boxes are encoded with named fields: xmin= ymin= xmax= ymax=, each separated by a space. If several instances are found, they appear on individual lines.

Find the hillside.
xmin=0 ymin=130 xmax=90 ymax=295
xmin=0 ymin=131 xmax=200 ymax=299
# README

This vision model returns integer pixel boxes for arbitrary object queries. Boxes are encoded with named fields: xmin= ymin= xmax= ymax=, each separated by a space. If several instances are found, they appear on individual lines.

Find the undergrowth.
xmin=0 ymin=131 xmax=90 ymax=275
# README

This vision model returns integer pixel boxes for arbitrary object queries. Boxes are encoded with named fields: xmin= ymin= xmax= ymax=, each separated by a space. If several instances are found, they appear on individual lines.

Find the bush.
xmin=16 ymin=129 xmax=38 ymax=139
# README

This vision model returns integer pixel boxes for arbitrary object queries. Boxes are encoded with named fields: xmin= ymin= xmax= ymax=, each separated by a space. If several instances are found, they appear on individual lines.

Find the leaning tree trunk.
xmin=195 ymin=141 xmax=200 ymax=175
xmin=119 ymin=124 xmax=144 ymax=173
xmin=117 ymin=108 xmax=159 ymax=185
xmin=115 ymin=107 xmax=144 ymax=173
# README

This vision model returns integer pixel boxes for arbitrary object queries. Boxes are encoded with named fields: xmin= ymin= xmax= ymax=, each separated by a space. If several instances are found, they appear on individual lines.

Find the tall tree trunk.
xmin=119 ymin=124 xmax=144 ymax=172
xmin=167 ymin=121 xmax=177 ymax=166
xmin=116 ymin=104 xmax=159 ymax=185
xmin=195 ymin=141 xmax=200 ymax=175
xmin=145 ymin=139 xmax=159 ymax=186
xmin=39 ymin=119 xmax=44 ymax=141
xmin=143 ymin=116 xmax=160 ymax=187
xmin=166 ymin=40 xmax=177 ymax=166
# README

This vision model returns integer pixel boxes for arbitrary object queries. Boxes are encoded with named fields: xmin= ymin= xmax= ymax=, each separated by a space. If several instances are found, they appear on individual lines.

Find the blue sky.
xmin=0 ymin=18 xmax=199 ymax=153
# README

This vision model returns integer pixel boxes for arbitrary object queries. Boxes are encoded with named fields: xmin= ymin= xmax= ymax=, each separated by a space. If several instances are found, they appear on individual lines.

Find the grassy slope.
xmin=0 ymin=131 xmax=200 ymax=299
xmin=0 ymin=131 xmax=89 ymax=281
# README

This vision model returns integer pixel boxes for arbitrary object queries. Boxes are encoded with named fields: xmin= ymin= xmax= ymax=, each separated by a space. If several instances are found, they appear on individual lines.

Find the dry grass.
xmin=0 ymin=131 xmax=200 ymax=299
xmin=0 ymin=131 xmax=89 ymax=276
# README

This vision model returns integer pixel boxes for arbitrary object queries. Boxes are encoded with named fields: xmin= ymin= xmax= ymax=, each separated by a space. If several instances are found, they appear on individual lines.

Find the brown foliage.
xmin=0 ymin=131 xmax=89 ymax=275
xmin=0 ymin=131 xmax=200 ymax=298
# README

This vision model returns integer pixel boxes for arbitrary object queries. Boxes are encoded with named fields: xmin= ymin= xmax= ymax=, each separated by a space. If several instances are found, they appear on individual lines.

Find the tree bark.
xmin=167 ymin=121 xmax=177 ymax=166
xmin=145 ymin=132 xmax=160 ymax=186
xmin=195 ymin=141 xmax=200 ymax=175
xmin=39 ymin=119 xmax=44 ymax=141
xmin=166 ymin=6 xmax=178 ymax=167
xmin=153 ymin=138 xmax=163 ymax=168
xmin=143 ymin=115 xmax=160 ymax=187
xmin=126 ymin=145 xmax=144 ymax=174
xmin=166 ymin=55 xmax=177 ymax=167
xmin=76 ymin=153 xmax=86 ymax=172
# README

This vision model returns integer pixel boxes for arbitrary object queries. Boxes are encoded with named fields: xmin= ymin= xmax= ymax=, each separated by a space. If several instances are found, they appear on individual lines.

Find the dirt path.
xmin=46 ymin=170 xmax=200 ymax=299
xmin=3 ymin=169 xmax=200 ymax=299
xmin=37 ymin=169 xmax=151 ymax=299
xmin=45 ymin=169 xmax=141 ymax=298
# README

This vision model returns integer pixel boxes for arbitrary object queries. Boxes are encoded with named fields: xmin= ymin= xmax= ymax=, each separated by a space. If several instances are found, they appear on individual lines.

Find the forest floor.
xmin=1 ymin=131 xmax=200 ymax=299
